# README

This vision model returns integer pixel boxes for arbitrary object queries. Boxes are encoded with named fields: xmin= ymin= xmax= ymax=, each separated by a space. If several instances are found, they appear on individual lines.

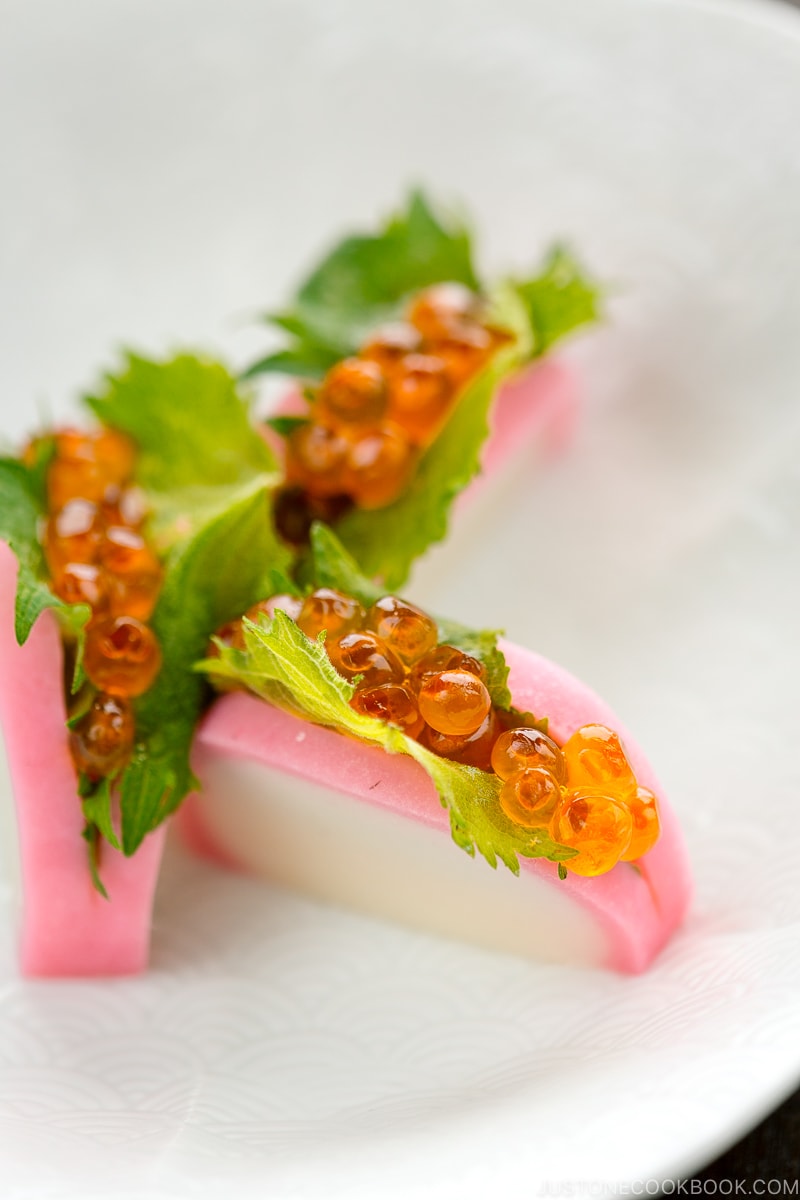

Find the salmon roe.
xmin=83 ymin=615 xmax=163 ymax=697
xmin=317 ymin=358 xmax=388 ymax=427
xmin=69 ymin=693 xmax=136 ymax=781
xmin=365 ymin=596 xmax=438 ymax=665
xmin=418 ymin=669 xmax=492 ymax=737
xmin=296 ymin=588 xmax=364 ymax=640
xmin=273 ymin=282 xmax=502 ymax=543
xmin=210 ymin=585 xmax=662 ymax=878
xmin=345 ymin=422 xmax=415 ymax=509
xmin=551 ymin=791 xmax=634 ymax=877
xmin=351 ymin=682 xmax=425 ymax=739
xmin=326 ymin=631 xmax=404 ymax=688
xmin=33 ymin=422 xmax=165 ymax=787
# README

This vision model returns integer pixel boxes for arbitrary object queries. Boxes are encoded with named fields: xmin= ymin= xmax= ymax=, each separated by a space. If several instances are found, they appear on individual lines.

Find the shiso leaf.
xmin=246 ymin=197 xmax=600 ymax=588
xmin=305 ymin=522 xmax=382 ymax=607
xmin=199 ymin=610 xmax=575 ymax=873
xmin=85 ymin=352 xmax=277 ymax=492
xmin=81 ymin=824 xmax=109 ymax=900
xmin=244 ymin=191 xmax=479 ymax=379
xmin=81 ymin=775 xmax=121 ymax=852
xmin=115 ymin=476 xmax=292 ymax=855
xmin=308 ymin=258 xmax=599 ymax=590
xmin=511 ymin=244 xmax=602 ymax=356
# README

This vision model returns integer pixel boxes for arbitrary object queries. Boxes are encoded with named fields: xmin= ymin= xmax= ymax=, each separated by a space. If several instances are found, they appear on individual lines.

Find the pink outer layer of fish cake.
xmin=0 ymin=541 xmax=165 ymax=977
xmin=185 ymin=640 xmax=692 ymax=974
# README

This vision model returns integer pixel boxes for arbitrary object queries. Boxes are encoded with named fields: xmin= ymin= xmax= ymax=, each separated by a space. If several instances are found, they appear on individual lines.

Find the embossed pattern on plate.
xmin=1 ymin=1 xmax=799 ymax=1195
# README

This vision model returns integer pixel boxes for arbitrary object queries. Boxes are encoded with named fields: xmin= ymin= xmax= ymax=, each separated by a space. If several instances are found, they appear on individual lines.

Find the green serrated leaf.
xmin=307 ymin=523 xmax=382 ymax=606
xmin=513 ymin=245 xmax=602 ymax=357
xmin=85 ymin=352 xmax=278 ymax=492
xmin=81 ymin=775 xmax=121 ymax=851
xmin=81 ymin=823 xmax=109 ymax=900
xmin=199 ymin=611 xmax=576 ymax=873
xmin=241 ymin=347 xmax=336 ymax=382
xmin=77 ymin=771 xmax=95 ymax=800
xmin=65 ymin=686 xmax=96 ymax=730
xmin=248 ymin=199 xmax=600 ymax=585
xmin=118 ymin=478 xmax=292 ymax=855
xmin=245 ymin=191 xmax=480 ymax=380
xmin=22 ymin=435 xmax=57 ymax=509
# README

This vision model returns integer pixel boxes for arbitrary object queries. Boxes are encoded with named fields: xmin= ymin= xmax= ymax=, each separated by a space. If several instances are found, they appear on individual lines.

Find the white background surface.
xmin=1 ymin=0 xmax=800 ymax=1194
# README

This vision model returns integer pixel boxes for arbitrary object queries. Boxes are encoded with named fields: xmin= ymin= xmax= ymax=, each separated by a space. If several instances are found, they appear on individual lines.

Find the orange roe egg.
xmin=499 ymin=767 xmax=561 ymax=828
xmin=387 ymin=354 xmax=452 ymax=444
xmin=90 ymin=428 xmax=137 ymax=484
xmin=491 ymin=726 xmax=567 ymax=784
xmin=550 ymin=790 xmax=634 ymax=877
xmin=47 ymin=458 xmax=107 ymax=509
xmin=101 ymin=526 xmax=163 ymax=620
xmin=286 ymin=422 xmax=351 ymax=496
xmin=69 ymin=692 xmax=135 ymax=781
xmin=317 ymin=358 xmax=388 ymax=427
xmin=427 ymin=323 xmax=495 ymax=386
xmin=43 ymin=499 xmax=104 ymax=570
xmin=53 ymin=429 xmax=98 ymax=462
xmin=409 ymin=644 xmax=486 ymax=693
xmin=351 ymin=682 xmax=424 ymax=739
xmin=407 ymin=283 xmax=480 ymax=339
xmin=47 ymin=428 xmax=136 ymax=508
xmin=417 ymin=668 xmax=492 ymax=737
xmin=296 ymin=588 xmax=365 ymax=641
xmin=562 ymin=724 xmax=637 ymax=794
xmin=422 ymin=708 xmax=499 ymax=770
xmin=50 ymin=562 xmax=108 ymax=611
xmin=83 ymin=615 xmax=163 ymax=697
xmin=620 ymin=786 xmax=661 ymax=861
xmin=345 ymin=422 xmax=415 ymax=508
xmin=361 ymin=322 xmax=422 ymax=370
xmin=327 ymin=630 xmax=404 ymax=688
xmin=365 ymin=595 xmax=438 ymax=665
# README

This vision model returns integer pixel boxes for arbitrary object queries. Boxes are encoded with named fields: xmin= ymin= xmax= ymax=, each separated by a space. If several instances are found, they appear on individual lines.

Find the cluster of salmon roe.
xmin=30 ymin=427 xmax=164 ymax=783
xmin=493 ymin=724 xmax=660 ymax=876
xmin=214 ymin=588 xmax=661 ymax=876
xmin=274 ymin=283 xmax=508 ymax=544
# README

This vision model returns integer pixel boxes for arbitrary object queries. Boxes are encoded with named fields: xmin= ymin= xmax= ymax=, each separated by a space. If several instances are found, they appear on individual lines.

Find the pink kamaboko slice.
xmin=182 ymin=639 xmax=692 ymax=975
xmin=0 ymin=541 xmax=165 ymax=977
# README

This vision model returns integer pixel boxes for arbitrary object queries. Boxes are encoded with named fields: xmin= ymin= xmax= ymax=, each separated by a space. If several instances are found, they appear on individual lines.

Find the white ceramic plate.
xmin=1 ymin=0 xmax=800 ymax=1194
